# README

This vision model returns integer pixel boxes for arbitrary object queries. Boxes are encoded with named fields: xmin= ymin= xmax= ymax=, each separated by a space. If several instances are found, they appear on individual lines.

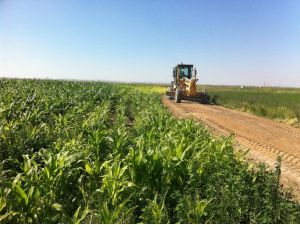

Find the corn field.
xmin=0 ymin=79 xmax=299 ymax=223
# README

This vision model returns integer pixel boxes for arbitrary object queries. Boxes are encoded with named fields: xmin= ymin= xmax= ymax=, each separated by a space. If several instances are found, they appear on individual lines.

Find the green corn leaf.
xmin=73 ymin=206 xmax=81 ymax=222
xmin=12 ymin=173 xmax=22 ymax=187
xmin=14 ymin=184 xmax=28 ymax=205
xmin=0 ymin=197 xmax=6 ymax=212
xmin=85 ymin=163 xmax=92 ymax=174
xmin=52 ymin=203 xmax=63 ymax=211
xmin=0 ymin=211 xmax=18 ymax=222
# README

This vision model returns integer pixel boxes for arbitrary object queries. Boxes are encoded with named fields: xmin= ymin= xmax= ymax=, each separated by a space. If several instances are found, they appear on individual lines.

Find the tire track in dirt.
xmin=162 ymin=96 xmax=300 ymax=201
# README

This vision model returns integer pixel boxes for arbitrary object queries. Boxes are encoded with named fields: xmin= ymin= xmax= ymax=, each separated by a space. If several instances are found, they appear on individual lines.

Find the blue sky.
xmin=1 ymin=0 xmax=300 ymax=86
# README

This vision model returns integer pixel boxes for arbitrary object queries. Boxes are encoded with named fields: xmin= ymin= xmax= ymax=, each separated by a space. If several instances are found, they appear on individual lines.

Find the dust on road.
xmin=163 ymin=96 xmax=300 ymax=201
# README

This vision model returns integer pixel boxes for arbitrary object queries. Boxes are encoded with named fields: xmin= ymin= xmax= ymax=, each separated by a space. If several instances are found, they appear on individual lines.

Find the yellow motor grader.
xmin=166 ymin=63 xmax=210 ymax=103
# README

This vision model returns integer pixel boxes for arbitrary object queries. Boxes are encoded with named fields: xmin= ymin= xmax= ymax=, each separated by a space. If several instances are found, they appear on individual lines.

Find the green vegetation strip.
xmin=0 ymin=79 xmax=300 ymax=223
xmin=202 ymin=85 xmax=300 ymax=126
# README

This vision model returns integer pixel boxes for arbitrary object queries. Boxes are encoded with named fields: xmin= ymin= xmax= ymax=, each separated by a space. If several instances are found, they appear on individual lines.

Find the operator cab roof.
xmin=176 ymin=64 xmax=193 ymax=67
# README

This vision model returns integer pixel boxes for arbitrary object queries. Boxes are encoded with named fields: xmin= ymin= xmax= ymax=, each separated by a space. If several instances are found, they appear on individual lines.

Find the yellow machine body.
xmin=166 ymin=63 xmax=209 ymax=104
xmin=178 ymin=78 xmax=197 ymax=97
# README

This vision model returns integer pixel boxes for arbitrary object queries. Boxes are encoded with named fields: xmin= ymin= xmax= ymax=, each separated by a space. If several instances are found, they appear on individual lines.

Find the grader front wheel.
xmin=175 ymin=89 xmax=182 ymax=103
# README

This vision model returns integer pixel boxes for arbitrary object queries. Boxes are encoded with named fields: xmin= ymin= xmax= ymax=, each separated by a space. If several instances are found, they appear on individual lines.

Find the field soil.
xmin=163 ymin=96 xmax=300 ymax=201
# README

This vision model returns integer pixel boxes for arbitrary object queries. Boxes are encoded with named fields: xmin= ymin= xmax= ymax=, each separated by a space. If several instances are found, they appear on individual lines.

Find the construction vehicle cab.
xmin=166 ymin=63 xmax=210 ymax=104
xmin=176 ymin=64 xmax=192 ymax=79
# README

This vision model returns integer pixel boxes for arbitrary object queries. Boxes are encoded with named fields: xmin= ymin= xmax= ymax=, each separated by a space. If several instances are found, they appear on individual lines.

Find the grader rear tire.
xmin=199 ymin=90 xmax=210 ymax=104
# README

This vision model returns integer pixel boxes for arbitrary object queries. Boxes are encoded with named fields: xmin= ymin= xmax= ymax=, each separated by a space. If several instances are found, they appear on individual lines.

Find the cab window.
xmin=179 ymin=67 xmax=191 ymax=78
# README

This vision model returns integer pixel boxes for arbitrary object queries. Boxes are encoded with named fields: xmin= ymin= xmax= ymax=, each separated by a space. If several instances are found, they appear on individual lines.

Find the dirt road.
xmin=163 ymin=97 xmax=300 ymax=201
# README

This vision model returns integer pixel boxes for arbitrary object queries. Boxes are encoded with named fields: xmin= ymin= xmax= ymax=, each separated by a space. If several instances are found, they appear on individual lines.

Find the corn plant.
xmin=0 ymin=79 xmax=299 ymax=223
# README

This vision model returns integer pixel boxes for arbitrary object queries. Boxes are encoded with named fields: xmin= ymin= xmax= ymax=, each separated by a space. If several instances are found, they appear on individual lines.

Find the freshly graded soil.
xmin=163 ymin=96 xmax=300 ymax=201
